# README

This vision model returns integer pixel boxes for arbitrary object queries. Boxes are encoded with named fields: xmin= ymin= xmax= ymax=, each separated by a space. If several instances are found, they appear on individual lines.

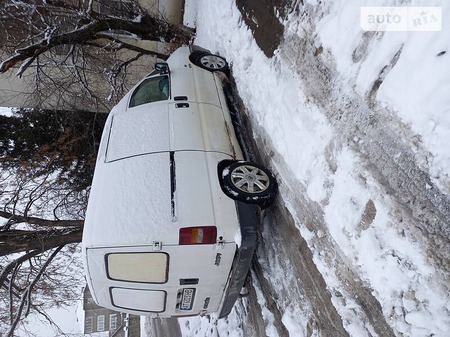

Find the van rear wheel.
xmin=222 ymin=161 xmax=277 ymax=207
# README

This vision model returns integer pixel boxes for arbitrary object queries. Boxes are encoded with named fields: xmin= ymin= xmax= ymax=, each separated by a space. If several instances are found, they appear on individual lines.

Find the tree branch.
xmin=96 ymin=33 xmax=169 ymax=60
xmin=5 ymin=246 xmax=64 ymax=337
xmin=0 ymin=250 xmax=42 ymax=288
xmin=0 ymin=15 xmax=194 ymax=74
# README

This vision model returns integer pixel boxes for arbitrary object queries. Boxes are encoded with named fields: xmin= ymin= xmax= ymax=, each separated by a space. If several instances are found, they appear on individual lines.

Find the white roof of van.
xmin=82 ymin=152 xmax=176 ymax=248
xmin=105 ymin=102 xmax=170 ymax=162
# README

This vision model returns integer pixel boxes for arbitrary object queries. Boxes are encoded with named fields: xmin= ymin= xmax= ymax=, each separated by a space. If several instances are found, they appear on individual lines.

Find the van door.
xmin=162 ymin=243 xmax=236 ymax=316
xmin=169 ymin=67 xmax=222 ymax=107
xmin=88 ymin=244 xmax=237 ymax=316
xmin=170 ymin=102 xmax=234 ymax=155
xmin=169 ymin=67 xmax=197 ymax=103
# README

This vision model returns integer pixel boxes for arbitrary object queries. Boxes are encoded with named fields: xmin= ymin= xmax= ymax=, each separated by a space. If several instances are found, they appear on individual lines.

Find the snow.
xmin=83 ymin=152 xmax=174 ymax=247
xmin=322 ymin=147 xmax=443 ymax=335
xmin=281 ymin=307 xmax=303 ymax=337
xmin=179 ymin=0 xmax=450 ymax=336
xmin=251 ymin=272 xmax=280 ymax=337
xmin=0 ymin=106 xmax=13 ymax=116
xmin=22 ymin=305 xmax=82 ymax=337
xmin=317 ymin=0 xmax=450 ymax=191
xmin=377 ymin=31 xmax=450 ymax=188
xmin=105 ymin=103 xmax=171 ymax=162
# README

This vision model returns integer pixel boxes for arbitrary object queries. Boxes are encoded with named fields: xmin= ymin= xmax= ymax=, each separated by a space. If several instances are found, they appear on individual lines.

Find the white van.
xmin=82 ymin=45 xmax=277 ymax=318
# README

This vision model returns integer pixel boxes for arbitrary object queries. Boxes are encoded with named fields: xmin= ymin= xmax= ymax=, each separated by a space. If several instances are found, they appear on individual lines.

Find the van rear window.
xmin=110 ymin=287 xmax=166 ymax=313
xmin=106 ymin=252 xmax=168 ymax=283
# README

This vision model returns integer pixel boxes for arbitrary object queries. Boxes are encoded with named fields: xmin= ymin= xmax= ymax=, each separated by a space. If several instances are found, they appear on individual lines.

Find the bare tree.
xmin=0 ymin=1 xmax=196 ymax=333
xmin=0 ymin=163 xmax=86 ymax=336
xmin=0 ymin=107 xmax=108 ymax=335
xmin=0 ymin=0 xmax=196 ymax=111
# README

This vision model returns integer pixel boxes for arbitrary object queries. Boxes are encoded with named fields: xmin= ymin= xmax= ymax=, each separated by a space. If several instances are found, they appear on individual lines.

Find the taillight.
xmin=179 ymin=226 xmax=217 ymax=245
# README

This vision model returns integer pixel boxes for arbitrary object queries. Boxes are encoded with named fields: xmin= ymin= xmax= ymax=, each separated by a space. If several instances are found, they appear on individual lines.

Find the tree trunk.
xmin=0 ymin=227 xmax=83 ymax=257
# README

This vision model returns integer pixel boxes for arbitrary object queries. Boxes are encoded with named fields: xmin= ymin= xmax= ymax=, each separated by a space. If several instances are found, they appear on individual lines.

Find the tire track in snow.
xmin=255 ymin=198 xmax=351 ymax=337
xmin=256 ymin=130 xmax=396 ymax=337
xmin=265 ymin=2 xmax=449 ymax=336
xmin=280 ymin=4 xmax=450 ymax=271
xmin=226 ymin=3 xmax=399 ymax=335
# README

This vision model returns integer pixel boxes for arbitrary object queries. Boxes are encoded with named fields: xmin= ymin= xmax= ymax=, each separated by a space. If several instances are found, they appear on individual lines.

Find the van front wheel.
xmin=222 ymin=161 xmax=277 ymax=207
xmin=195 ymin=53 xmax=228 ymax=72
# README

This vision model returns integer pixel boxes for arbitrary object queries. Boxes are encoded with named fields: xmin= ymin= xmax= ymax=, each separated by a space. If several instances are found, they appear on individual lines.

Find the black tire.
xmin=221 ymin=161 xmax=277 ymax=207
xmin=193 ymin=53 xmax=229 ymax=73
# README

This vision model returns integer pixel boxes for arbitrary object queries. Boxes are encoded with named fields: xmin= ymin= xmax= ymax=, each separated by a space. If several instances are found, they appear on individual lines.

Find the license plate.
xmin=180 ymin=288 xmax=196 ymax=311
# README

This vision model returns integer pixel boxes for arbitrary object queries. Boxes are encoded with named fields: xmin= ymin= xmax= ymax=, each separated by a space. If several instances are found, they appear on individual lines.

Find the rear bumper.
xmin=218 ymin=201 xmax=259 ymax=318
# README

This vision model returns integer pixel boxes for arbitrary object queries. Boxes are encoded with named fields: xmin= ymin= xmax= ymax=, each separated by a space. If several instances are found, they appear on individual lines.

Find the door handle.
xmin=174 ymin=96 xmax=188 ymax=101
xmin=175 ymin=103 xmax=189 ymax=108
xmin=180 ymin=278 xmax=199 ymax=285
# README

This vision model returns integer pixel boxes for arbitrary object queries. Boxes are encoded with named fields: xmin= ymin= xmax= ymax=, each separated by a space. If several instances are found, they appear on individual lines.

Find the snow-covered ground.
xmin=177 ymin=0 xmax=450 ymax=336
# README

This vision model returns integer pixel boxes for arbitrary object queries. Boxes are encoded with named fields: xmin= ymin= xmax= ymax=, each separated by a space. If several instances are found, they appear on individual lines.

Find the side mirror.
xmin=155 ymin=62 xmax=169 ymax=74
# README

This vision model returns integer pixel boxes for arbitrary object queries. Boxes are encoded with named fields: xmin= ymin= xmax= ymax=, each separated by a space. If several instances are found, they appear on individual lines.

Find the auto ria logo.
xmin=360 ymin=7 xmax=442 ymax=31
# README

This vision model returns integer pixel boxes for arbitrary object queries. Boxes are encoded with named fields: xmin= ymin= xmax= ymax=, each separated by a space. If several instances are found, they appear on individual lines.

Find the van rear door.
xmin=86 ymin=244 xmax=237 ymax=316
xmin=162 ymin=243 xmax=236 ymax=316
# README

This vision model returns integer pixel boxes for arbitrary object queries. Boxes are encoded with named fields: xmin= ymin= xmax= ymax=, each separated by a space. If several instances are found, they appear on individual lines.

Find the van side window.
xmin=129 ymin=76 xmax=170 ymax=107
xmin=106 ymin=252 xmax=169 ymax=283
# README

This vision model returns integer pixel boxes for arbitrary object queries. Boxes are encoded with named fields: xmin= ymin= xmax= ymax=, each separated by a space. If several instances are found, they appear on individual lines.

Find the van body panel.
xmin=83 ymin=153 xmax=175 ymax=248
xmin=170 ymin=101 xmax=234 ymax=155
xmin=174 ymin=151 xmax=241 ymax=240
xmin=190 ymin=66 xmax=222 ymax=107
xmin=103 ymin=102 xmax=234 ymax=162
xmin=170 ymin=102 xmax=205 ymax=151
xmin=106 ymin=102 xmax=170 ymax=162
xmin=171 ymin=151 xmax=215 ymax=225
xmin=84 ymin=150 xmax=240 ymax=249
xmin=169 ymin=66 xmax=198 ymax=104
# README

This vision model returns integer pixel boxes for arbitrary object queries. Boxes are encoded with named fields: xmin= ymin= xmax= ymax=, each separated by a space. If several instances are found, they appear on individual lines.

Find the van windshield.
xmin=129 ymin=76 xmax=170 ymax=107
xmin=106 ymin=252 xmax=168 ymax=283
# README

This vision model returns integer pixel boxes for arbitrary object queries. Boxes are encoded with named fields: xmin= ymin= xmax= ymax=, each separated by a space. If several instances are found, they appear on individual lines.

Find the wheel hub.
xmin=231 ymin=165 xmax=270 ymax=194
xmin=200 ymin=55 xmax=226 ymax=69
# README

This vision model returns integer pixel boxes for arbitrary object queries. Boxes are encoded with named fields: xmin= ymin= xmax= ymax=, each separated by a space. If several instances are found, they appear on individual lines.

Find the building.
xmin=82 ymin=286 xmax=141 ymax=336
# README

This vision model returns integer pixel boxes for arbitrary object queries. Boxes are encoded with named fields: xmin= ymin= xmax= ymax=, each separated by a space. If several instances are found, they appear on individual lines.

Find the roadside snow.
xmin=317 ymin=0 xmax=450 ymax=193
xmin=181 ymin=0 xmax=450 ymax=336
xmin=322 ymin=147 xmax=445 ymax=336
